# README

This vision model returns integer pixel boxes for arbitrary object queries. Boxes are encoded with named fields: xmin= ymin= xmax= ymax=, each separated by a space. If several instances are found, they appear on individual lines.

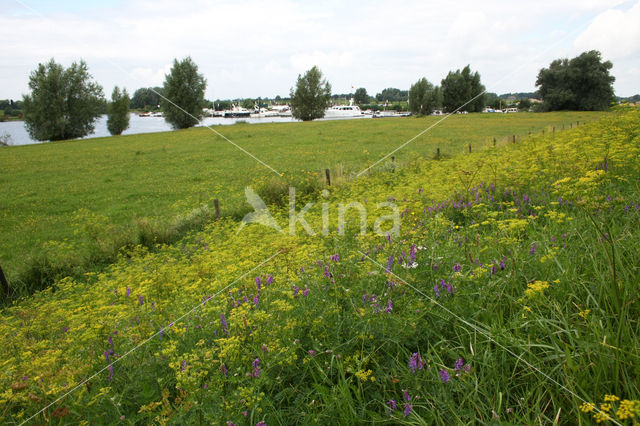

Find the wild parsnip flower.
xmin=580 ymin=402 xmax=595 ymax=413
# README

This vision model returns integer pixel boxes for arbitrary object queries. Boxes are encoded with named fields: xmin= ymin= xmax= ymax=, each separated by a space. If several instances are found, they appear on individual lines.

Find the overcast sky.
xmin=1 ymin=0 xmax=639 ymax=101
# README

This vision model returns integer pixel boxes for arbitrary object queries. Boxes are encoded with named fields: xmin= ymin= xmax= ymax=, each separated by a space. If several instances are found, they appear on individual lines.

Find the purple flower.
xmin=454 ymin=357 xmax=464 ymax=371
xmin=108 ymin=365 xmax=114 ymax=381
xmin=453 ymin=263 xmax=461 ymax=272
xmin=331 ymin=254 xmax=340 ymax=262
xmin=403 ymin=403 xmax=413 ymax=417
xmin=302 ymin=286 xmax=310 ymax=297
xmin=255 ymin=277 xmax=262 ymax=292
xmin=181 ymin=360 xmax=187 ymax=372
xmin=252 ymin=358 xmax=261 ymax=377
xmin=292 ymin=285 xmax=299 ymax=297
xmin=386 ymin=233 xmax=392 ymax=245
xmin=262 ymin=344 xmax=268 ymax=353
xmin=308 ymin=350 xmax=316 ymax=356
xmin=126 ymin=286 xmax=130 ymax=297
xmin=108 ymin=336 xmax=113 ymax=347
xmin=440 ymin=369 xmax=450 ymax=383
xmin=529 ymin=243 xmax=537 ymax=255
xmin=266 ymin=275 xmax=274 ymax=285
xmin=253 ymin=294 xmax=260 ymax=306
xmin=138 ymin=295 xmax=144 ymax=306
xmin=220 ymin=314 xmax=228 ymax=336
xmin=221 ymin=363 xmax=228 ymax=377
xmin=408 ymin=353 xmax=425 ymax=373
xmin=104 ymin=351 xmax=110 ymax=363
xmin=403 ymin=389 xmax=410 ymax=401
xmin=385 ymin=254 xmax=394 ymax=273
xmin=433 ymin=283 xmax=440 ymax=298
xmin=385 ymin=299 xmax=393 ymax=314
xmin=410 ymin=245 xmax=416 ymax=263
xmin=256 ymin=422 xmax=266 ymax=426
xmin=387 ymin=399 xmax=397 ymax=414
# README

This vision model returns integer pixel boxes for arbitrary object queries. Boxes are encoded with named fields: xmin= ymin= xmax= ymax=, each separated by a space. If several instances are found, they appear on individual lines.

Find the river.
xmin=0 ymin=114 xmax=302 ymax=146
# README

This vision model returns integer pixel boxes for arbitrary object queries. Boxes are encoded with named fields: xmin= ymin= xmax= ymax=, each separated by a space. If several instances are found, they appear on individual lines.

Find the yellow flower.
xmin=578 ymin=309 xmax=591 ymax=319
xmin=593 ymin=411 xmax=611 ymax=423
xmin=603 ymin=394 xmax=619 ymax=402
xmin=600 ymin=403 xmax=612 ymax=412
xmin=580 ymin=402 xmax=595 ymax=413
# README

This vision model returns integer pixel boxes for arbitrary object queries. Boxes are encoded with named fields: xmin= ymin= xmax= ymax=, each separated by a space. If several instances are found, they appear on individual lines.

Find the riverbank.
xmin=0 ymin=111 xmax=604 ymax=293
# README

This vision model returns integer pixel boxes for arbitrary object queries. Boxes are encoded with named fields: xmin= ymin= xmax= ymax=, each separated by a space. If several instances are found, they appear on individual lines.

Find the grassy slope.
xmin=0 ymin=111 xmax=603 ymax=280
xmin=0 ymin=108 xmax=638 ymax=424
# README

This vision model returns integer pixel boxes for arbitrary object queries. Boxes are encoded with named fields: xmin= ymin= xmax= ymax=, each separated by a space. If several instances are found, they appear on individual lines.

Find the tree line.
xmin=21 ymin=50 xmax=619 ymax=140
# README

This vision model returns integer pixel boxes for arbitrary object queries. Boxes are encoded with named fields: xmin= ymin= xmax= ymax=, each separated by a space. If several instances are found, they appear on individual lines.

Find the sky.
xmin=1 ymin=0 xmax=639 ymax=101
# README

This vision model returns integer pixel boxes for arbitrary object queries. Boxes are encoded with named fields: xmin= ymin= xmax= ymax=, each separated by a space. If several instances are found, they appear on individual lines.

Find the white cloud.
xmin=0 ymin=0 xmax=638 ymax=100
xmin=574 ymin=0 xmax=640 ymax=60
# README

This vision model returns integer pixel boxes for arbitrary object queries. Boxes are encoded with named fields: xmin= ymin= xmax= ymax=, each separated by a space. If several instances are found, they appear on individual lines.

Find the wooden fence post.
xmin=512 ymin=135 xmax=516 ymax=143
xmin=0 ymin=265 xmax=9 ymax=300
xmin=468 ymin=143 xmax=472 ymax=153
xmin=325 ymin=168 xmax=331 ymax=186
xmin=214 ymin=199 xmax=220 ymax=219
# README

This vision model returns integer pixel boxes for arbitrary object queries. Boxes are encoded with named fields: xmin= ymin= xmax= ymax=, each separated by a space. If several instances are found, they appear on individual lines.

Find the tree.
xmin=130 ymin=87 xmax=163 ymax=110
xmin=441 ymin=65 xmax=486 ymax=113
xmin=22 ymin=58 xmax=104 ymax=141
xmin=353 ymin=88 xmax=369 ymax=105
xmin=517 ymin=98 xmax=532 ymax=111
xmin=408 ymin=78 xmax=442 ymax=115
xmin=536 ymin=50 xmax=615 ymax=111
xmin=161 ymin=57 xmax=207 ymax=129
xmin=289 ymin=66 xmax=332 ymax=121
xmin=107 ymin=86 xmax=130 ymax=136
xmin=375 ymin=88 xmax=408 ymax=102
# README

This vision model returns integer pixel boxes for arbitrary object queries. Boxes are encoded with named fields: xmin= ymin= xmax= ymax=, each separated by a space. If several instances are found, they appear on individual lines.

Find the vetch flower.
xmin=387 ymin=399 xmax=397 ymax=414
xmin=255 ymin=277 xmax=261 ymax=292
xmin=220 ymin=314 xmax=229 ymax=336
xmin=385 ymin=254 xmax=394 ymax=273
xmin=403 ymin=403 xmax=412 ymax=417
xmin=126 ymin=286 xmax=130 ymax=297
xmin=453 ymin=263 xmax=461 ymax=272
xmin=138 ymin=295 xmax=144 ymax=306
xmin=385 ymin=299 xmax=393 ymax=314
xmin=108 ymin=365 xmax=114 ymax=381
xmin=252 ymin=358 xmax=261 ymax=378
xmin=403 ymin=389 xmax=410 ymax=401
xmin=433 ymin=283 xmax=440 ymax=298
xmin=440 ymin=369 xmax=450 ymax=383
xmin=303 ymin=286 xmax=310 ymax=297
xmin=266 ymin=275 xmax=274 ymax=285
xmin=408 ymin=353 xmax=425 ymax=373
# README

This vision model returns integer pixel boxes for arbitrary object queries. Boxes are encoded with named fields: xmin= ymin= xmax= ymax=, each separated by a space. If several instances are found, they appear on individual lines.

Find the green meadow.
xmin=0 ymin=111 xmax=603 ymax=293
xmin=1 ymin=107 xmax=638 ymax=424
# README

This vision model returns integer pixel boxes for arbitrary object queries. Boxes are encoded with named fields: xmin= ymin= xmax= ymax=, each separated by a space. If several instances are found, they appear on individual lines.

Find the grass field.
xmin=0 ymin=107 xmax=638 ymax=424
xmin=0 ymin=111 xmax=604 ymax=291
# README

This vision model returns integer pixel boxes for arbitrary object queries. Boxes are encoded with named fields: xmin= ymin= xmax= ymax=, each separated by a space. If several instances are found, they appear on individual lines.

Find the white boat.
xmin=270 ymin=104 xmax=292 ymax=117
xmin=223 ymin=104 xmax=252 ymax=118
xmin=250 ymin=107 xmax=280 ymax=118
xmin=324 ymin=98 xmax=363 ymax=118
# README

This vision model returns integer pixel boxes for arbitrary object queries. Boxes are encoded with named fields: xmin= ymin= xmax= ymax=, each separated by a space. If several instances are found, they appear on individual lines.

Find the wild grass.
xmin=0 ymin=111 xmax=603 ymax=298
xmin=0 ymin=107 xmax=638 ymax=424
